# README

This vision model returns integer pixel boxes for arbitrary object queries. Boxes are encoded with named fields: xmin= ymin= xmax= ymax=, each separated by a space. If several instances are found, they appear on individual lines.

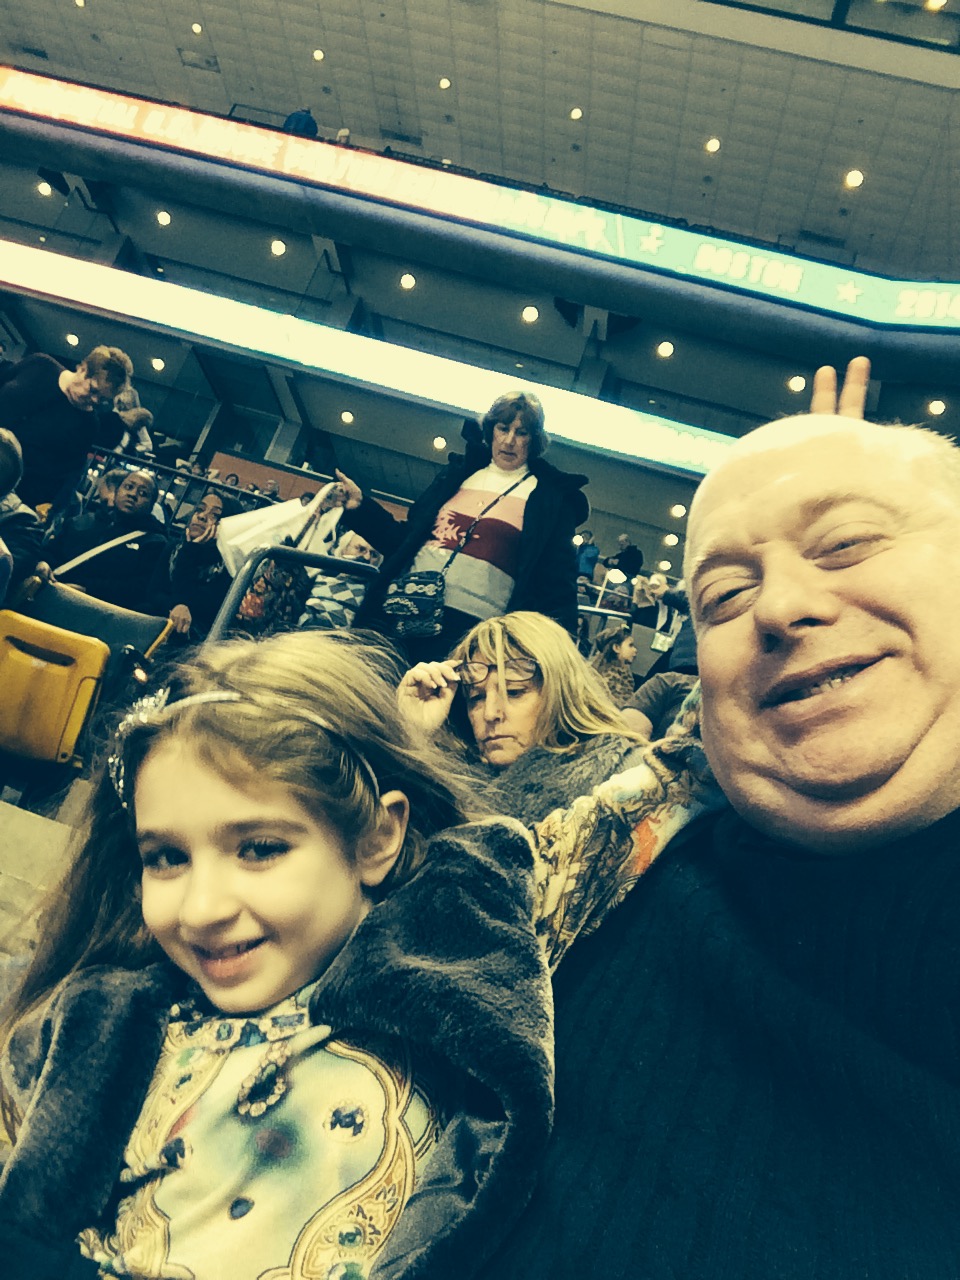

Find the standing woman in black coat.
xmin=336 ymin=391 xmax=589 ymax=661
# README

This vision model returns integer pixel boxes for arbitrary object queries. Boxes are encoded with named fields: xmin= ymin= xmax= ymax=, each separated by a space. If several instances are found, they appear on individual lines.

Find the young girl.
xmin=0 ymin=631 xmax=552 ymax=1280
xmin=589 ymin=623 xmax=638 ymax=709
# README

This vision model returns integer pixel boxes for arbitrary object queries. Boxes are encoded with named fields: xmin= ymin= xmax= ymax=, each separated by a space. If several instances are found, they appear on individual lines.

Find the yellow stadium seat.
xmin=0 ymin=585 xmax=172 ymax=765
xmin=0 ymin=612 xmax=109 ymax=762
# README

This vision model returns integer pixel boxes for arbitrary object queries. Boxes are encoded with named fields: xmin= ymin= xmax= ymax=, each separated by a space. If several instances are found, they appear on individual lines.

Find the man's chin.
xmin=722 ymin=761 xmax=937 ymax=853
xmin=781 ymin=764 xmax=899 ymax=804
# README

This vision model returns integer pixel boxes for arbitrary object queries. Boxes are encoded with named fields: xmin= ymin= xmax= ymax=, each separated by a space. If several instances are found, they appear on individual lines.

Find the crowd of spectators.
xmin=0 ymin=348 xmax=700 ymax=790
xmin=4 ymin=355 xmax=959 ymax=1278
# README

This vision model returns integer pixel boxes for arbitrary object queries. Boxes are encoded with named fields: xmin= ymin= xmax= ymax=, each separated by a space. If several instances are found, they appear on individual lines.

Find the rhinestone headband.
xmin=108 ymin=687 xmax=381 ymax=812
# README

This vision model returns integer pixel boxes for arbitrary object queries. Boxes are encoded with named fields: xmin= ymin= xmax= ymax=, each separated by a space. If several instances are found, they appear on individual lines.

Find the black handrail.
xmin=88 ymin=448 xmax=283 ymax=521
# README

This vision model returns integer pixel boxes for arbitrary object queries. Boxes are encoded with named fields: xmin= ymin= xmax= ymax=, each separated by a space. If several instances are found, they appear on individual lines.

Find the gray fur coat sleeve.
xmin=0 ymin=818 xmax=554 ymax=1280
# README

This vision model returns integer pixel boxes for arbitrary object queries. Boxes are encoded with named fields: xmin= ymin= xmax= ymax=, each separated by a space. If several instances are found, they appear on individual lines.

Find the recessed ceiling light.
xmin=521 ymin=305 xmax=539 ymax=323
xmin=658 ymin=560 xmax=672 ymax=572
xmin=399 ymin=272 xmax=416 ymax=290
xmin=439 ymin=77 xmax=451 ymax=90
xmin=570 ymin=107 xmax=583 ymax=121
xmin=340 ymin=410 xmax=354 ymax=425
xmin=313 ymin=49 xmax=325 ymax=61
xmin=270 ymin=239 xmax=287 ymax=256
xmin=156 ymin=265 xmax=165 ymax=274
xmin=663 ymin=533 xmax=680 ymax=547
xmin=928 ymin=399 xmax=947 ymax=416
xmin=191 ymin=22 xmax=202 ymax=35
xmin=669 ymin=503 xmax=687 ymax=519
xmin=433 ymin=436 xmax=447 ymax=451
xmin=787 ymin=374 xmax=807 ymax=393
xmin=844 ymin=169 xmax=865 ymax=189
xmin=572 ymin=534 xmax=584 ymax=547
xmin=656 ymin=341 xmax=675 ymax=358
xmin=151 ymin=357 xmax=165 ymax=372
xmin=36 ymin=181 xmax=53 ymax=197
xmin=156 ymin=210 xmax=171 ymax=226
xmin=515 ymin=362 xmax=524 ymax=369
xmin=925 ymin=0 xmax=947 ymax=10
xmin=705 ymin=137 xmax=721 ymax=154
xmin=65 ymin=333 xmax=80 ymax=346
xmin=38 ymin=235 xmax=46 ymax=243
xmin=74 ymin=0 xmax=84 ymax=7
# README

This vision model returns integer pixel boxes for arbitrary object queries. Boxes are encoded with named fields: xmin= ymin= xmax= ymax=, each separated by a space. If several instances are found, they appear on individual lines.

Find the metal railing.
xmin=85 ymin=449 xmax=279 ymax=527
xmin=205 ymin=545 xmax=379 ymax=645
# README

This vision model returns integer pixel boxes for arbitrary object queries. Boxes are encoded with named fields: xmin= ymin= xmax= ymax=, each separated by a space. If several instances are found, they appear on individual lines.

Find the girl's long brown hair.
xmin=1 ymin=629 xmax=480 ymax=1112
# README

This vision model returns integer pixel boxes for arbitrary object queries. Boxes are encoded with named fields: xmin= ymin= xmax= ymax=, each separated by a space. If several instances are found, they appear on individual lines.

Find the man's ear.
xmin=357 ymin=790 xmax=410 ymax=888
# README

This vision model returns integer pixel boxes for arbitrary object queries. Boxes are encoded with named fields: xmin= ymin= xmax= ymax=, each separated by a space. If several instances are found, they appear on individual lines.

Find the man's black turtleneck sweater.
xmin=480 ymin=806 xmax=960 ymax=1279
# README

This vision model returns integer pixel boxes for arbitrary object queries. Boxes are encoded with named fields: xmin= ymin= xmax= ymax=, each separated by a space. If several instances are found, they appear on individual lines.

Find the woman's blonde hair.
xmin=447 ymin=611 xmax=641 ymax=755
xmin=1 ymin=630 xmax=478 ymax=1077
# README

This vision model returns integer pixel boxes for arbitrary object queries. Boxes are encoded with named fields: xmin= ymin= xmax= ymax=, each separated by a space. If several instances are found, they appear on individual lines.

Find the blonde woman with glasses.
xmin=397 ymin=611 xmax=646 ymax=824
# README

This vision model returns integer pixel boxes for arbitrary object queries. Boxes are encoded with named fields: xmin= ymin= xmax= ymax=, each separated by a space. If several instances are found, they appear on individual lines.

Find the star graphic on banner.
xmin=837 ymin=281 xmax=863 ymax=305
xmin=639 ymin=227 xmax=664 ymax=255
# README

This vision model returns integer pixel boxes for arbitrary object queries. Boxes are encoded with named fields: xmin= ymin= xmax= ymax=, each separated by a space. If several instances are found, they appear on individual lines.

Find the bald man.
xmin=478 ymin=360 xmax=960 ymax=1279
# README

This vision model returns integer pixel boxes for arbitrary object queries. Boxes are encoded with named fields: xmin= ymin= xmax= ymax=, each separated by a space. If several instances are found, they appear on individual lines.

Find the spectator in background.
xmin=659 ymin=610 xmax=698 ymax=677
xmin=117 ymin=407 xmax=155 ymax=457
xmin=42 ymin=468 xmax=169 ymax=611
xmin=621 ymin=670 xmax=697 ymax=739
xmin=576 ymin=528 xmax=600 ymax=580
xmin=299 ymin=489 xmax=316 ymax=507
xmin=114 ymin=382 xmax=154 ymax=456
xmin=589 ymin=622 xmax=638 ymax=709
xmin=631 ymin=571 xmax=688 ymax=648
xmin=297 ymin=530 xmax=381 ymax=632
xmin=151 ymin=490 xmax=232 ymax=642
xmin=396 ymin=611 xmax=643 ymax=825
xmin=0 ymin=345 xmax=131 ymax=511
xmin=337 ymin=391 xmax=589 ymax=659
xmin=91 ymin=466 xmax=128 ymax=510
xmin=223 ymin=472 xmax=240 ymax=487
xmin=0 ymin=427 xmax=43 ymax=600
xmin=282 ymin=105 xmax=319 ymax=137
xmin=603 ymin=531 xmax=644 ymax=581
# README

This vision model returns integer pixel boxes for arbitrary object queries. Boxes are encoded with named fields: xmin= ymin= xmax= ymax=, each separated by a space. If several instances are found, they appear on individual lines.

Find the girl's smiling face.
xmin=136 ymin=741 xmax=389 ymax=1013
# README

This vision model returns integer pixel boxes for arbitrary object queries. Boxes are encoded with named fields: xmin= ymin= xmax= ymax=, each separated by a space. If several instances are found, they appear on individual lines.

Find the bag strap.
xmin=53 ymin=529 xmax=148 ymax=577
xmin=439 ymin=474 xmax=530 ymax=574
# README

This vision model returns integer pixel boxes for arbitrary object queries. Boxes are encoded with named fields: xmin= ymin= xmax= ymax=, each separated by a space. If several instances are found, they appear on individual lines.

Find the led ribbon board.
xmin=0 ymin=237 xmax=732 ymax=476
xmin=1 ymin=67 xmax=958 ymax=331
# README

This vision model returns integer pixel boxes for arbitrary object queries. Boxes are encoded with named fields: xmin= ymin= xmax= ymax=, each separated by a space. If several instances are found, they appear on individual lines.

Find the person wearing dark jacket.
xmin=337 ymin=392 xmax=589 ymax=659
xmin=0 ymin=428 xmax=43 ymax=602
xmin=282 ymin=106 xmax=319 ymax=137
xmin=603 ymin=532 xmax=644 ymax=581
xmin=42 ymin=469 xmax=169 ymax=613
xmin=148 ymin=491 xmax=232 ymax=641
xmin=0 ymin=347 xmax=131 ymax=511
xmin=475 ymin=360 xmax=960 ymax=1280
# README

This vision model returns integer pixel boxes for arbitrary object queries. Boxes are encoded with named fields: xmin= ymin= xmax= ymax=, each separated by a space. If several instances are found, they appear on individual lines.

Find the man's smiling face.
xmin=686 ymin=415 xmax=960 ymax=851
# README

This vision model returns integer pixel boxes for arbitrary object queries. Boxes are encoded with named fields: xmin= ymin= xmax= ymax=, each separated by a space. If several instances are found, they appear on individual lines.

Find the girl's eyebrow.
xmin=136 ymin=818 xmax=311 ymax=844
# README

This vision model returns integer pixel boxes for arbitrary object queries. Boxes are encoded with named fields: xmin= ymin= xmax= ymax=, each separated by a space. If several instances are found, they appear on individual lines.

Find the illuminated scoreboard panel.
xmin=0 ymin=67 xmax=957 ymax=333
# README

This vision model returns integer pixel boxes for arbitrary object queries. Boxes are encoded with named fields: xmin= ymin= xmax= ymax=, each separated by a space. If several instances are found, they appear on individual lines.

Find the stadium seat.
xmin=0 ymin=583 xmax=171 ymax=765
